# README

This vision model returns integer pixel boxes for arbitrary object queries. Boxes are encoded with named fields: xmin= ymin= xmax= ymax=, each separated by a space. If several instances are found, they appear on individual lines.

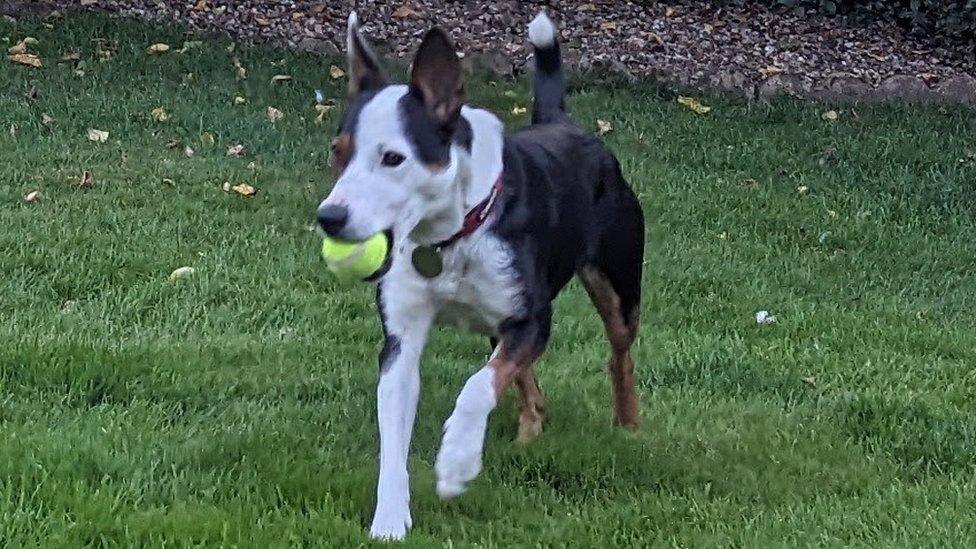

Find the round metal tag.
xmin=411 ymin=246 xmax=443 ymax=278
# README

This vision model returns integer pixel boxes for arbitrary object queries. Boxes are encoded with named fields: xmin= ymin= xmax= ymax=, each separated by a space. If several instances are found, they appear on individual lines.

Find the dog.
xmin=316 ymin=11 xmax=645 ymax=540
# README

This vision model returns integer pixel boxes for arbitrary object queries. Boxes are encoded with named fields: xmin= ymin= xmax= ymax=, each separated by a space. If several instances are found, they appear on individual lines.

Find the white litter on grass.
xmin=314 ymin=89 xmax=325 ymax=104
xmin=755 ymin=310 xmax=777 ymax=325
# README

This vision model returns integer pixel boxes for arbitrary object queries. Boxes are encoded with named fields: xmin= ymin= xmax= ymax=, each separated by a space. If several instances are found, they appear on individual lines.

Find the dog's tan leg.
xmin=579 ymin=268 xmax=640 ymax=428
xmin=514 ymin=365 xmax=545 ymax=444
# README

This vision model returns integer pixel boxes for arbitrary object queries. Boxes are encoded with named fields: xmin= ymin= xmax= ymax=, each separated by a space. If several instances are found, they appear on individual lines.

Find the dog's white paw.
xmin=434 ymin=415 xmax=486 ymax=499
xmin=369 ymin=505 xmax=412 ymax=541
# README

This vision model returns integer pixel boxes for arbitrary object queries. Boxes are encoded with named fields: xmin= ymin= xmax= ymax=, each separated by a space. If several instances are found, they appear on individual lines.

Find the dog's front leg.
xmin=369 ymin=284 xmax=434 ymax=541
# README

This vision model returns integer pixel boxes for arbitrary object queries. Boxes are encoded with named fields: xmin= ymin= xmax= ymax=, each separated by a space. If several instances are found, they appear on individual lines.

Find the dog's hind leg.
xmin=579 ymin=268 xmax=640 ymax=428
xmin=514 ymin=365 xmax=545 ymax=443
xmin=579 ymin=177 xmax=644 ymax=428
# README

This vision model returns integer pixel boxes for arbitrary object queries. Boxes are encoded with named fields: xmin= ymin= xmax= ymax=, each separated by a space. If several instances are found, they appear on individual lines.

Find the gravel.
xmin=32 ymin=0 xmax=976 ymax=103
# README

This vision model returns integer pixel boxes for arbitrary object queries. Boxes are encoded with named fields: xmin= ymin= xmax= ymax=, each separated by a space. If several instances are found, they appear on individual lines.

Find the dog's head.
xmin=316 ymin=13 xmax=469 ymax=242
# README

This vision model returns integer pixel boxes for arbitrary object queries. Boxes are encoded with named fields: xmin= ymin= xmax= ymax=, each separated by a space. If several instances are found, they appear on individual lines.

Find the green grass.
xmin=3 ymin=11 xmax=976 ymax=548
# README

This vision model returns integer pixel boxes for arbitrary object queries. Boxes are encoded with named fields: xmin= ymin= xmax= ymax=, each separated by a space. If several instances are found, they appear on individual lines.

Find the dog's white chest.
xmin=429 ymin=234 xmax=522 ymax=335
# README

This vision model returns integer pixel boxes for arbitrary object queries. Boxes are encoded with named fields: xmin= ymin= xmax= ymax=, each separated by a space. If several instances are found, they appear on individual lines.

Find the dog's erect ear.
xmin=410 ymin=28 xmax=464 ymax=126
xmin=346 ymin=12 xmax=386 ymax=97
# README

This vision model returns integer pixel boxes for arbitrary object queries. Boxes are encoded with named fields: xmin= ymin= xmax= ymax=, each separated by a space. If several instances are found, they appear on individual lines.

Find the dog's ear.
xmin=346 ymin=12 xmax=386 ymax=97
xmin=410 ymin=28 xmax=464 ymax=126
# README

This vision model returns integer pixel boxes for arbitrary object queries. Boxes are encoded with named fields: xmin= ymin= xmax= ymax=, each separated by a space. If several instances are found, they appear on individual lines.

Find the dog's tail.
xmin=528 ymin=12 xmax=566 ymax=125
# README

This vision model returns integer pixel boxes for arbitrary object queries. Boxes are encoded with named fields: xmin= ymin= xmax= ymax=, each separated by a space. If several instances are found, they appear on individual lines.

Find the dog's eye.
xmin=381 ymin=151 xmax=405 ymax=167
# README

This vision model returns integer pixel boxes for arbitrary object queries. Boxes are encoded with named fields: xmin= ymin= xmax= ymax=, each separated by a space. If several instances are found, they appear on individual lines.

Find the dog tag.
xmin=411 ymin=245 xmax=443 ymax=278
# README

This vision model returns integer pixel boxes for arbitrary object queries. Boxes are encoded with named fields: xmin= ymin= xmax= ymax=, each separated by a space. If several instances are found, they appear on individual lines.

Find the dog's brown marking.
xmin=489 ymin=343 xmax=547 ymax=444
xmin=579 ymin=268 xmax=640 ymax=428
xmin=514 ymin=366 xmax=545 ymax=444
xmin=330 ymin=134 xmax=353 ymax=173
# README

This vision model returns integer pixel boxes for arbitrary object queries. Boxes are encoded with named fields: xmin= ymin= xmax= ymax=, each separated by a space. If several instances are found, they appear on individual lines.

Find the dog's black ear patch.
xmin=409 ymin=28 xmax=463 ymax=126
xmin=346 ymin=13 xmax=386 ymax=97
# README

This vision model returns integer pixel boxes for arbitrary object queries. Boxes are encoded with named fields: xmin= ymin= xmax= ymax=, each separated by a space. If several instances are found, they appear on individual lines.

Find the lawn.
xmin=2 ymin=11 xmax=976 ymax=548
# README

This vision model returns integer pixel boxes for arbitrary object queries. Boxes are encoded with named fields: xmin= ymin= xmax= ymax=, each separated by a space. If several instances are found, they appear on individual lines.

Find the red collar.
xmin=433 ymin=175 xmax=504 ymax=251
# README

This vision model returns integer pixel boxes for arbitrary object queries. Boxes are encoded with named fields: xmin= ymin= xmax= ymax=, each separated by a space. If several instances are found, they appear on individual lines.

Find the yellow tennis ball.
xmin=321 ymin=232 xmax=390 ymax=283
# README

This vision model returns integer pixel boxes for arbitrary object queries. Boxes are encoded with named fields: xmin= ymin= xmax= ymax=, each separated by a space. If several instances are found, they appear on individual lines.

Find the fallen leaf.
xmin=23 ymin=190 xmax=40 ymax=203
xmin=8 ymin=37 xmax=38 ymax=55
xmin=232 ymin=57 xmax=247 ymax=79
xmin=800 ymin=375 xmax=816 ymax=386
xmin=328 ymin=65 xmax=344 ymax=79
xmin=392 ymin=5 xmax=419 ymax=18
xmin=146 ymin=43 xmax=170 ymax=54
xmin=246 ymin=161 xmax=258 ymax=170
xmin=758 ymin=64 xmax=783 ymax=77
xmin=596 ymin=119 xmax=613 ymax=135
xmin=79 ymin=170 xmax=93 ymax=189
xmin=737 ymin=178 xmax=760 ymax=189
xmin=176 ymin=40 xmax=202 ymax=54
xmin=828 ymin=209 xmax=839 ymax=219
xmin=164 ymin=137 xmax=180 ymax=149
xmin=183 ymin=145 xmax=195 ymax=157
xmin=314 ymin=103 xmax=334 ymax=124
xmin=600 ymin=21 xmax=619 ymax=31
xmin=200 ymin=132 xmax=214 ymax=146
xmin=266 ymin=106 xmax=284 ymax=123
xmin=9 ymin=124 xmax=17 ymax=138
xmin=86 ymin=128 xmax=109 ymax=143
xmin=168 ymin=266 xmax=195 ymax=281
xmin=61 ymin=299 xmax=78 ymax=314
xmin=25 ymin=84 xmax=37 ymax=101
xmin=918 ymin=72 xmax=939 ymax=85
xmin=512 ymin=106 xmax=527 ymax=115
xmin=665 ymin=6 xmax=676 ymax=17
xmin=59 ymin=51 xmax=81 ymax=62
xmin=255 ymin=16 xmax=271 ymax=27
xmin=233 ymin=95 xmax=246 ymax=105
xmin=226 ymin=144 xmax=245 ymax=157
xmin=677 ymin=95 xmax=711 ymax=114
xmin=221 ymin=181 xmax=232 ymax=192
xmin=821 ymin=110 xmax=839 ymax=122
xmin=230 ymin=182 xmax=257 ymax=196
xmin=9 ymin=53 xmax=42 ymax=67
xmin=41 ymin=113 xmax=54 ymax=125
xmin=717 ymin=231 xmax=728 ymax=240
xmin=193 ymin=0 xmax=207 ymax=10
xmin=150 ymin=107 xmax=169 ymax=122
xmin=797 ymin=185 xmax=809 ymax=195
xmin=271 ymin=74 xmax=292 ymax=83
xmin=162 ymin=177 xmax=175 ymax=186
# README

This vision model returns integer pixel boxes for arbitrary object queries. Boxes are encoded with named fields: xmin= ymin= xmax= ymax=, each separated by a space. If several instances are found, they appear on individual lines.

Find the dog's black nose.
xmin=317 ymin=205 xmax=349 ymax=237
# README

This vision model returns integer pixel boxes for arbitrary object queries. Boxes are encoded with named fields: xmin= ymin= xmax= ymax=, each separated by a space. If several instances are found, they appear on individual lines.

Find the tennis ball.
xmin=321 ymin=232 xmax=389 ymax=283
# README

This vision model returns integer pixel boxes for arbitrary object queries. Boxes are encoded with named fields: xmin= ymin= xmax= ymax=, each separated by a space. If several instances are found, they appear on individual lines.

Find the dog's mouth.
xmin=363 ymin=228 xmax=395 ymax=282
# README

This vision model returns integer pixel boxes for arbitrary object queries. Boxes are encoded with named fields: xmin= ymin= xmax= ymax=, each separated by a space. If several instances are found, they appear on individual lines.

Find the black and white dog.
xmin=316 ymin=11 xmax=645 ymax=540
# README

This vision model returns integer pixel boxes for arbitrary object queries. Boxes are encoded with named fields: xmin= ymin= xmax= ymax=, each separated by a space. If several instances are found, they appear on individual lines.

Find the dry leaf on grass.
xmin=86 ymin=128 xmax=109 ymax=143
xmin=233 ymin=95 xmax=246 ymax=105
xmin=9 ymin=53 xmax=42 ymax=67
xmin=821 ymin=110 xmax=839 ymax=122
xmin=194 ymin=0 xmax=207 ymax=10
xmin=23 ymin=190 xmax=40 ymax=203
xmin=755 ymin=310 xmax=777 ymax=325
xmin=146 ymin=43 xmax=170 ymax=54
xmin=59 ymin=51 xmax=81 ymax=62
xmin=177 ymin=41 xmax=202 ymax=54
xmin=596 ymin=119 xmax=613 ymax=135
xmin=797 ymin=185 xmax=810 ymax=195
xmin=79 ymin=170 xmax=93 ymax=189
xmin=168 ymin=266 xmax=195 ymax=281
xmin=329 ymin=65 xmax=345 ymax=79
xmin=226 ymin=144 xmax=245 ymax=157
xmin=758 ymin=64 xmax=783 ymax=77
xmin=314 ymin=103 xmax=334 ymax=124
xmin=41 ymin=113 xmax=54 ymax=126
xmin=677 ymin=96 xmax=711 ymax=114
xmin=512 ymin=106 xmax=527 ymax=115
xmin=392 ymin=5 xmax=419 ymax=18
xmin=266 ymin=106 xmax=284 ymax=123
xmin=150 ymin=107 xmax=169 ymax=122
xmin=9 ymin=124 xmax=17 ymax=138
xmin=162 ymin=177 xmax=175 ymax=187
xmin=271 ymin=74 xmax=292 ymax=83
xmin=800 ymin=375 xmax=816 ymax=386
xmin=200 ymin=132 xmax=214 ymax=146
xmin=8 ymin=37 xmax=38 ymax=55
xmin=737 ymin=178 xmax=760 ymax=189
xmin=183 ymin=145 xmax=195 ymax=158
xmin=226 ymin=182 xmax=257 ymax=196
xmin=232 ymin=57 xmax=247 ymax=79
